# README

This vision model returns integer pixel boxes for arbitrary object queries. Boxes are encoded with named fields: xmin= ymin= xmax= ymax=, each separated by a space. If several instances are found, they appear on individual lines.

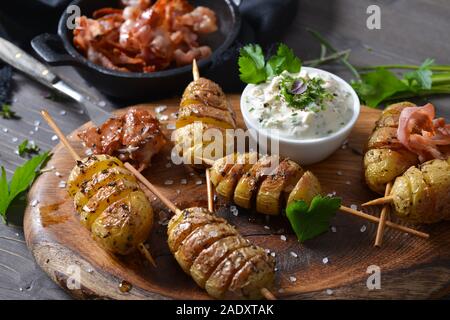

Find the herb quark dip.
xmin=243 ymin=69 xmax=354 ymax=140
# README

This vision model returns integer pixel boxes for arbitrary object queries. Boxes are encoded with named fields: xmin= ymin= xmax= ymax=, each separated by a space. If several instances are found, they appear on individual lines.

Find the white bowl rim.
xmin=240 ymin=66 xmax=361 ymax=145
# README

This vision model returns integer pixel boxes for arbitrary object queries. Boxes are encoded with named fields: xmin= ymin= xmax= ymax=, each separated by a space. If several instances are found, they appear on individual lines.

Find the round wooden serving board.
xmin=24 ymin=95 xmax=450 ymax=299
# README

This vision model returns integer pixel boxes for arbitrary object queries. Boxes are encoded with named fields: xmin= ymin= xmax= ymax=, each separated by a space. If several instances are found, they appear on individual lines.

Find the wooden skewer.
xmin=41 ymin=110 xmax=157 ymax=267
xmin=374 ymin=182 xmax=392 ymax=247
xmin=204 ymin=168 xmax=276 ymax=301
xmin=192 ymin=59 xmax=200 ymax=81
xmin=198 ymin=156 xmax=428 ymax=239
xmin=124 ymin=163 xmax=181 ymax=215
xmin=362 ymin=196 xmax=395 ymax=207
xmin=205 ymin=169 xmax=215 ymax=213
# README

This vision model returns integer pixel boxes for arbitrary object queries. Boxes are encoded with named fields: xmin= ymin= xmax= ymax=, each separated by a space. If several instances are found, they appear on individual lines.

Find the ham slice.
xmin=397 ymin=103 xmax=450 ymax=162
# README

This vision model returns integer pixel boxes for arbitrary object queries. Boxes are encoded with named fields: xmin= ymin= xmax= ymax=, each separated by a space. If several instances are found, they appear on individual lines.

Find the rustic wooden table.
xmin=1 ymin=0 xmax=449 ymax=300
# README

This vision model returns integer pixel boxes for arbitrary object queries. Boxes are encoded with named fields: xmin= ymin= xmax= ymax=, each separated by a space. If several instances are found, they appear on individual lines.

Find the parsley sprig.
xmin=280 ymin=75 xmax=333 ymax=111
xmin=0 ymin=104 xmax=20 ymax=119
xmin=0 ymin=152 xmax=51 ymax=223
xmin=17 ymin=140 xmax=40 ymax=157
xmin=286 ymin=195 xmax=342 ymax=242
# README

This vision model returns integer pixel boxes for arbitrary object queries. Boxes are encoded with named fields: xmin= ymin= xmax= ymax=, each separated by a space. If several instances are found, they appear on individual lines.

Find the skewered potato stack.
xmin=67 ymin=155 xmax=153 ymax=255
xmin=364 ymin=102 xmax=420 ymax=194
xmin=173 ymin=76 xmax=236 ymax=167
xmin=167 ymin=207 xmax=275 ymax=299
xmin=209 ymin=152 xmax=322 ymax=215
xmin=375 ymin=157 xmax=450 ymax=224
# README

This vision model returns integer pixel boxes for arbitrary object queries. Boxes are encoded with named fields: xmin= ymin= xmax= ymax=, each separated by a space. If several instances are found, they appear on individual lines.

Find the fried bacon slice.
xmin=397 ymin=103 xmax=450 ymax=162
xmin=73 ymin=0 xmax=218 ymax=72
xmin=78 ymin=108 xmax=166 ymax=171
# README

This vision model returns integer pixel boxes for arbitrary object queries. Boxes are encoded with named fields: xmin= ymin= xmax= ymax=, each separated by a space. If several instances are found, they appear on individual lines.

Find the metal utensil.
xmin=0 ymin=37 xmax=111 ymax=125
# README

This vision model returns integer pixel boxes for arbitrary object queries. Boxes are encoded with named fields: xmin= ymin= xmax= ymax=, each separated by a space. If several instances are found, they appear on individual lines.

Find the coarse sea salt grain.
xmin=60 ymin=110 xmax=66 ymax=116
xmin=12 ymin=137 xmax=18 ymax=142
xmin=98 ymin=101 xmax=106 ymax=107
xmin=360 ymin=225 xmax=367 ymax=233
xmin=322 ymin=257 xmax=329 ymax=264
xmin=170 ymin=113 xmax=177 ymax=119
xmin=51 ymin=135 xmax=58 ymax=141
xmin=195 ymin=180 xmax=202 ymax=185
xmin=58 ymin=181 xmax=66 ymax=188
xmin=34 ymin=120 xmax=40 ymax=126
xmin=280 ymin=235 xmax=287 ymax=241
xmin=336 ymin=171 xmax=343 ymax=176
xmin=331 ymin=226 xmax=337 ymax=233
xmin=2 ymin=128 xmax=8 ymax=133
xmin=78 ymin=109 xmax=85 ymax=115
xmin=180 ymin=178 xmax=187 ymax=185
xmin=157 ymin=114 xmax=169 ymax=121
xmin=345 ymin=180 xmax=351 ymax=185
xmin=264 ymin=225 xmax=270 ymax=230
xmin=270 ymin=252 xmax=276 ymax=257
xmin=326 ymin=289 xmax=333 ymax=295
xmin=350 ymin=204 xmax=358 ymax=210
xmin=278 ymin=288 xmax=285 ymax=293
xmin=289 ymin=276 xmax=297 ymax=283
xmin=166 ymin=123 xmax=176 ymax=130
xmin=290 ymin=251 xmax=298 ymax=258
xmin=31 ymin=199 xmax=39 ymax=207
xmin=155 ymin=105 xmax=167 ymax=113
xmin=164 ymin=180 xmax=174 ymax=185
xmin=55 ymin=171 xmax=63 ymax=177
xmin=165 ymin=163 xmax=172 ymax=168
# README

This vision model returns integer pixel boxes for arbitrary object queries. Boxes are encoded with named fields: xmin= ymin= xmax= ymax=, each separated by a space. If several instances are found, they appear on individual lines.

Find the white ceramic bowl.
xmin=240 ymin=67 xmax=360 ymax=165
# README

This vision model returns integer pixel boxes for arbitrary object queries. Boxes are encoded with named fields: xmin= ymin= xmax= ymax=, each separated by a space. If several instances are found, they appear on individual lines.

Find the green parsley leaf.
xmin=266 ymin=44 xmax=302 ymax=77
xmin=404 ymin=58 xmax=434 ymax=91
xmin=286 ymin=195 xmax=342 ymax=242
xmin=0 ymin=152 xmax=51 ymax=223
xmin=280 ymin=75 xmax=333 ymax=110
xmin=0 ymin=104 xmax=20 ymax=119
xmin=17 ymin=139 xmax=40 ymax=157
xmin=238 ymin=44 xmax=267 ymax=84
xmin=352 ymin=68 xmax=409 ymax=107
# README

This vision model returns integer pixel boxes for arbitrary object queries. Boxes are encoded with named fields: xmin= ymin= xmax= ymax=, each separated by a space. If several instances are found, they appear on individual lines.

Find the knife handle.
xmin=0 ymin=37 xmax=58 ymax=86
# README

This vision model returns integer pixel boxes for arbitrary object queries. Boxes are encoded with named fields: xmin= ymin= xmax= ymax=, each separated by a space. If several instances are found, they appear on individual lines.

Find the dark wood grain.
xmin=22 ymin=97 xmax=450 ymax=300
xmin=2 ymin=0 xmax=450 ymax=300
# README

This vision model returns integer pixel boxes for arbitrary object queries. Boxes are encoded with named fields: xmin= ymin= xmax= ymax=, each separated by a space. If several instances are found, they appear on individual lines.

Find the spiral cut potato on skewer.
xmin=209 ymin=152 xmax=322 ymax=215
xmin=388 ymin=157 xmax=450 ymax=224
xmin=364 ymin=102 xmax=420 ymax=194
xmin=172 ymin=65 xmax=237 ymax=168
xmin=167 ymin=207 xmax=275 ymax=299
xmin=67 ymin=155 xmax=153 ymax=255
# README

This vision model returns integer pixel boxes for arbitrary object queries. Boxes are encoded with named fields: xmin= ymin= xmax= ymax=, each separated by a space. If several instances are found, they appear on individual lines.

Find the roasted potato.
xmin=256 ymin=159 xmax=304 ymax=215
xmin=67 ymin=155 xmax=123 ymax=197
xmin=364 ymin=148 xmax=418 ymax=194
xmin=287 ymin=171 xmax=322 ymax=206
xmin=225 ymin=252 xmax=275 ymax=300
xmin=176 ymin=104 xmax=236 ymax=130
xmin=91 ymin=190 xmax=153 ymax=255
xmin=190 ymin=235 xmax=250 ymax=288
xmin=391 ymin=158 xmax=450 ymax=223
xmin=73 ymin=166 xmax=136 ymax=211
xmin=216 ymin=153 xmax=257 ymax=200
xmin=204 ymin=245 xmax=268 ymax=299
xmin=364 ymin=102 xmax=420 ymax=194
xmin=209 ymin=153 xmax=238 ymax=186
xmin=175 ymin=222 xmax=238 ymax=274
xmin=233 ymin=155 xmax=275 ymax=209
xmin=181 ymin=78 xmax=230 ymax=111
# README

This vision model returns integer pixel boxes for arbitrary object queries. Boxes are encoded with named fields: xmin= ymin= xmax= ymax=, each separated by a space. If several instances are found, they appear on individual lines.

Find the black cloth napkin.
xmin=0 ymin=0 xmax=298 ymax=94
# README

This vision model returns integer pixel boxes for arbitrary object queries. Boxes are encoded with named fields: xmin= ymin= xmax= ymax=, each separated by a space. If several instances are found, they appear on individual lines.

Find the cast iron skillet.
xmin=31 ymin=0 xmax=241 ymax=99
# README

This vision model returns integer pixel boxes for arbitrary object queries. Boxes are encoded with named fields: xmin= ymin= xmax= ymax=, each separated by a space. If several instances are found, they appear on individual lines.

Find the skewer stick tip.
xmin=192 ymin=59 xmax=200 ymax=81
xmin=138 ymin=243 xmax=157 ymax=268
xmin=362 ymin=195 xmax=394 ymax=207
xmin=261 ymin=288 xmax=277 ymax=300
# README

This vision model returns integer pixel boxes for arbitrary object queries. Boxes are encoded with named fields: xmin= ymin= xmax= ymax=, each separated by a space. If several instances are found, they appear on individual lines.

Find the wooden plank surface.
xmin=1 ymin=0 xmax=450 ymax=299
xmin=23 ymin=99 xmax=450 ymax=299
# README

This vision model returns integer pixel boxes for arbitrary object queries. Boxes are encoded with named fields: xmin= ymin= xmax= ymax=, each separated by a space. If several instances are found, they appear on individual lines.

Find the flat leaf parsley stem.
xmin=358 ymin=65 xmax=450 ymax=72
xmin=388 ymin=86 xmax=450 ymax=100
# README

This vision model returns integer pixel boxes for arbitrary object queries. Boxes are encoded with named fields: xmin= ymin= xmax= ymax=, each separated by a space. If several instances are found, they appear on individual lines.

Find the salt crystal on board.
xmin=155 ymin=105 xmax=167 ymax=113
xmin=51 ymin=135 xmax=58 ymax=141
xmin=289 ymin=276 xmax=297 ymax=283
xmin=290 ymin=251 xmax=298 ymax=258
xmin=280 ymin=235 xmax=287 ymax=241
xmin=322 ymin=257 xmax=329 ymax=264
xmin=360 ymin=225 xmax=367 ymax=233
xmin=164 ymin=180 xmax=174 ymax=185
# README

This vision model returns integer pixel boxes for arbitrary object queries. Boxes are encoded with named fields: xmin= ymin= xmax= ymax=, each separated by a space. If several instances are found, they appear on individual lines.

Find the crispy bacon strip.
xmin=73 ymin=0 xmax=217 ymax=73
xmin=397 ymin=103 xmax=450 ymax=162
xmin=78 ymin=108 xmax=166 ymax=171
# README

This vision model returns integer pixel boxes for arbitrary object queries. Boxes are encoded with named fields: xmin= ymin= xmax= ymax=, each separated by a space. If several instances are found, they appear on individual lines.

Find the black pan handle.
xmin=31 ymin=33 xmax=80 ymax=66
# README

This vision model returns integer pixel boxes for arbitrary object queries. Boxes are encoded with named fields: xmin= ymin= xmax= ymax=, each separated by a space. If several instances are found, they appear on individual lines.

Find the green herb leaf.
xmin=286 ymin=195 xmax=342 ymax=242
xmin=266 ymin=44 xmax=301 ymax=77
xmin=404 ymin=58 xmax=434 ymax=90
xmin=280 ymin=75 xmax=333 ymax=110
xmin=0 ymin=152 xmax=51 ymax=223
xmin=352 ymin=68 xmax=409 ymax=107
xmin=238 ymin=44 xmax=267 ymax=84
xmin=17 ymin=139 xmax=40 ymax=157
xmin=0 ymin=104 xmax=20 ymax=119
